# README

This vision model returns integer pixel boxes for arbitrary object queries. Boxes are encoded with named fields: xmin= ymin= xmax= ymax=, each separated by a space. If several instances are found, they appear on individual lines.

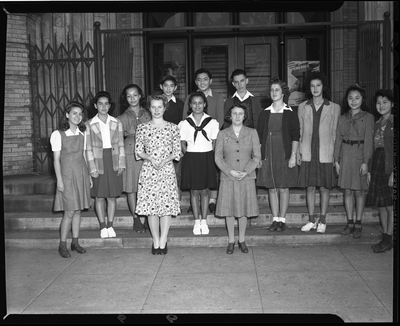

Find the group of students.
xmin=51 ymin=67 xmax=394 ymax=258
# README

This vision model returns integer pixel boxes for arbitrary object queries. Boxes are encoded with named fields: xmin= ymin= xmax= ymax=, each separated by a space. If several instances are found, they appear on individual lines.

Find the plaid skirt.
xmin=366 ymin=148 xmax=393 ymax=207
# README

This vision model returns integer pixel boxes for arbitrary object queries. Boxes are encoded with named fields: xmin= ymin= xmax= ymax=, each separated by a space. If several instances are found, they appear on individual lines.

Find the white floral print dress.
xmin=135 ymin=122 xmax=181 ymax=216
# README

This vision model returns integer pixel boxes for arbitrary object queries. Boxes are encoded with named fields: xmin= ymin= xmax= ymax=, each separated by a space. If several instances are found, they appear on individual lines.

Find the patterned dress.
xmin=135 ymin=122 xmax=181 ymax=216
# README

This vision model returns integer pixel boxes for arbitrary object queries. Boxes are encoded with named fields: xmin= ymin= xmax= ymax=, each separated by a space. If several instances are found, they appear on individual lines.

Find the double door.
xmin=194 ymin=36 xmax=279 ymax=107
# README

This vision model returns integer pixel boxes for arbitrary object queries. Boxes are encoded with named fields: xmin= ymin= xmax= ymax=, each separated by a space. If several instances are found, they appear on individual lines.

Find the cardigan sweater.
xmin=164 ymin=98 xmax=184 ymax=125
xmin=214 ymin=125 xmax=261 ymax=181
xmin=85 ymin=115 xmax=126 ymax=175
xmin=257 ymin=104 xmax=300 ymax=160
xmin=297 ymin=98 xmax=341 ymax=163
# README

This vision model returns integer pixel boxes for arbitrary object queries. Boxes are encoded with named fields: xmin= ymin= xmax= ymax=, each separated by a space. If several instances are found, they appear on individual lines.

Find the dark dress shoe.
xmin=269 ymin=221 xmax=278 ymax=232
xmin=341 ymin=224 xmax=355 ymax=235
xmin=226 ymin=242 xmax=235 ymax=254
xmin=238 ymin=241 xmax=249 ymax=253
xmin=58 ymin=246 xmax=71 ymax=258
xmin=208 ymin=202 xmax=216 ymax=214
xmin=159 ymin=242 xmax=168 ymax=255
xmin=371 ymin=240 xmax=383 ymax=250
xmin=151 ymin=243 xmax=160 ymax=255
xmin=133 ymin=218 xmax=146 ymax=234
xmin=353 ymin=226 xmax=362 ymax=238
xmin=276 ymin=222 xmax=285 ymax=232
xmin=71 ymin=243 xmax=86 ymax=254
xmin=373 ymin=241 xmax=393 ymax=253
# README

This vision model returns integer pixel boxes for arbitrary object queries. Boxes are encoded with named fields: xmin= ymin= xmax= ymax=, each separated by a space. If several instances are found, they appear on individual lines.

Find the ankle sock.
xmin=279 ymin=217 xmax=286 ymax=223
xmin=107 ymin=221 xmax=113 ymax=228
xmin=319 ymin=215 xmax=326 ymax=224
xmin=72 ymin=237 xmax=78 ymax=245
xmin=347 ymin=220 xmax=354 ymax=226
xmin=195 ymin=219 xmax=200 ymax=225
xmin=309 ymin=215 xmax=316 ymax=223
xmin=100 ymin=222 xmax=106 ymax=229
xmin=209 ymin=199 xmax=216 ymax=204
xmin=355 ymin=220 xmax=362 ymax=228
xmin=59 ymin=241 xmax=67 ymax=248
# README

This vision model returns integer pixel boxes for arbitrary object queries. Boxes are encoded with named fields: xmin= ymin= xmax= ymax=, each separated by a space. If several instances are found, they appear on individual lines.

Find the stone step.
xmin=4 ymin=206 xmax=379 ymax=231
xmin=3 ymin=174 xmax=56 ymax=195
xmin=4 ymin=225 xmax=382 ymax=250
xmin=3 ymin=188 xmax=346 ymax=212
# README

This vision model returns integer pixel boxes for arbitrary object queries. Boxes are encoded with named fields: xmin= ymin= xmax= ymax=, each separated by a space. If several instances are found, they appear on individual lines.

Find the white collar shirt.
xmin=199 ymin=88 xmax=213 ymax=98
xmin=50 ymin=128 xmax=85 ymax=152
xmin=265 ymin=103 xmax=293 ymax=113
xmin=90 ymin=114 xmax=117 ymax=148
xmin=168 ymin=95 xmax=177 ymax=103
xmin=232 ymin=90 xmax=254 ymax=102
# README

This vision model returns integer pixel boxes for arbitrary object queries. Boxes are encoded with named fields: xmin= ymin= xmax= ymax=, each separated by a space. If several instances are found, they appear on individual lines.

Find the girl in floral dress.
xmin=135 ymin=94 xmax=181 ymax=255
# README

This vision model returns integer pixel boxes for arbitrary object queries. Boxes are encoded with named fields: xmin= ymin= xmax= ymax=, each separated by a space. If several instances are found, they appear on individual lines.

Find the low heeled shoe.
xmin=226 ymin=242 xmax=235 ymax=254
xmin=58 ymin=246 xmax=71 ymax=258
xmin=238 ymin=241 xmax=249 ymax=253
xmin=159 ymin=242 xmax=168 ymax=255
xmin=71 ymin=243 xmax=86 ymax=254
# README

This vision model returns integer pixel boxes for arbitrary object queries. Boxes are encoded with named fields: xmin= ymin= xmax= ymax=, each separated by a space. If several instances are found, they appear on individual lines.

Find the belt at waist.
xmin=343 ymin=139 xmax=364 ymax=146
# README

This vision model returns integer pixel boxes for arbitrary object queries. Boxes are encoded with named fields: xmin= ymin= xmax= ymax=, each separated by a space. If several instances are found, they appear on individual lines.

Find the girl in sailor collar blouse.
xmin=366 ymin=89 xmax=395 ymax=253
xmin=297 ymin=72 xmax=341 ymax=234
xmin=256 ymin=77 xmax=300 ymax=233
xmin=215 ymin=104 xmax=261 ymax=254
xmin=179 ymin=92 xmax=220 ymax=236
xmin=86 ymin=91 xmax=126 ymax=240
xmin=334 ymin=85 xmax=374 ymax=239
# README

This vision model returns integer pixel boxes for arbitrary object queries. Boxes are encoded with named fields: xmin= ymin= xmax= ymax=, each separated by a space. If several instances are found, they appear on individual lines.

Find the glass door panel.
xmin=237 ymin=36 xmax=279 ymax=108
xmin=286 ymin=36 xmax=322 ymax=107
xmin=149 ymin=40 xmax=187 ymax=100
xmin=194 ymin=38 xmax=235 ymax=100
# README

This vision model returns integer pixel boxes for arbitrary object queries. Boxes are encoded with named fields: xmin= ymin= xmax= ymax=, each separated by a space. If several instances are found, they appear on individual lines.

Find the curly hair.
xmin=225 ymin=103 xmax=249 ymax=122
xmin=147 ymin=93 xmax=169 ymax=112
xmin=304 ymin=71 xmax=330 ymax=100
xmin=119 ymin=84 xmax=146 ymax=114
xmin=186 ymin=91 xmax=208 ymax=116
xmin=59 ymin=101 xmax=86 ymax=132
xmin=89 ymin=91 xmax=115 ymax=118
xmin=268 ymin=77 xmax=291 ymax=103
xmin=343 ymin=85 xmax=369 ymax=114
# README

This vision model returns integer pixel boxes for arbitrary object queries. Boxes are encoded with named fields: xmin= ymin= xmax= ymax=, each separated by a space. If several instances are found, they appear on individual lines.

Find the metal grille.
xmin=29 ymin=33 xmax=96 ymax=174
xmin=103 ymin=32 xmax=133 ymax=117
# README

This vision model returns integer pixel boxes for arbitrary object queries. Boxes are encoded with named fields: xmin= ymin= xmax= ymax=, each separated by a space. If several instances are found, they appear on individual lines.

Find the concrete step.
xmin=4 ymin=225 xmax=383 ymax=250
xmin=3 ymin=188 xmax=347 ymax=212
xmin=4 ymin=206 xmax=380 ymax=231
xmin=3 ymin=174 xmax=56 ymax=195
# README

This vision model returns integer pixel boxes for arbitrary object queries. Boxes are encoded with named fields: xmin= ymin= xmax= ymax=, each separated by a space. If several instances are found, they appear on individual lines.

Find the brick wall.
xmin=3 ymin=14 xmax=35 ymax=175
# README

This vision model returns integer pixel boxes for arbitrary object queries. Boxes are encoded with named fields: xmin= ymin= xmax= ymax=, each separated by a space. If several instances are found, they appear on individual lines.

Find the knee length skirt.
xmin=181 ymin=151 xmax=217 ymax=190
xmin=216 ymin=179 xmax=259 ymax=218
xmin=91 ymin=149 xmax=123 ymax=198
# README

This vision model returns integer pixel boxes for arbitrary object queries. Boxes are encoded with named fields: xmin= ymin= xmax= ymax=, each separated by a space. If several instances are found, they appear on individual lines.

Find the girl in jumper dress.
xmin=51 ymin=101 xmax=92 ymax=258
